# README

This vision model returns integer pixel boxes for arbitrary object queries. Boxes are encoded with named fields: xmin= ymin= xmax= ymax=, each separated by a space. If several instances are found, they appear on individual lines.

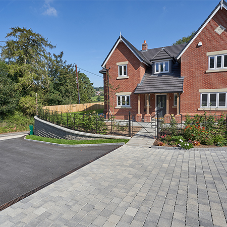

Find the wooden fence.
xmin=43 ymin=102 xmax=104 ymax=113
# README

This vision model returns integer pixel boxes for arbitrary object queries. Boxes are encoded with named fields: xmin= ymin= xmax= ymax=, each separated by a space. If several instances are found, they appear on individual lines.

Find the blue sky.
xmin=0 ymin=0 xmax=220 ymax=87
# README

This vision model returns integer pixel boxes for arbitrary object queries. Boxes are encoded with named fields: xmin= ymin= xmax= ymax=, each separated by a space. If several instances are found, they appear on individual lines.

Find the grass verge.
xmin=0 ymin=112 xmax=34 ymax=134
xmin=26 ymin=135 xmax=129 ymax=145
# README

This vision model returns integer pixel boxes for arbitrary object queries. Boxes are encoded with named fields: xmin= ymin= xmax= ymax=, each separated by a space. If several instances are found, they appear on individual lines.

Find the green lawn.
xmin=26 ymin=135 xmax=129 ymax=145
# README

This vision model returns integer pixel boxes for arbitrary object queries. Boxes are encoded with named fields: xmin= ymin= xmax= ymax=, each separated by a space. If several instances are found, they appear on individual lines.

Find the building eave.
xmin=177 ymin=1 xmax=227 ymax=60
xmin=101 ymin=36 xmax=150 ymax=68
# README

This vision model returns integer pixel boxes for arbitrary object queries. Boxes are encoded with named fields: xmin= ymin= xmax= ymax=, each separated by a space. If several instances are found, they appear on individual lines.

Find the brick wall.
xmin=104 ymin=41 xmax=146 ymax=118
xmin=181 ymin=8 xmax=227 ymax=115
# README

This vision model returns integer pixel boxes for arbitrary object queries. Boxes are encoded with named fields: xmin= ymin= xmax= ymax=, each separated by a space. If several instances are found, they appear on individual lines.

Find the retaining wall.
xmin=34 ymin=116 xmax=130 ymax=140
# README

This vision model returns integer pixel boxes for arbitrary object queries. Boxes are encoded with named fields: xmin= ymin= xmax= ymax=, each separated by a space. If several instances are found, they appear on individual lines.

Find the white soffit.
xmin=177 ymin=4 xmax=227 ymax=60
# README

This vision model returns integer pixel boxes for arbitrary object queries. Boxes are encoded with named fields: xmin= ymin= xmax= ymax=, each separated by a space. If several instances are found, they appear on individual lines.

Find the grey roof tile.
xmin=141 ymin=44 xmax=186 ymax=62
xmin=134 ymin=61 xmax=183 ymax=94
xmin=134 ymin=74 xmax=184 ymax=94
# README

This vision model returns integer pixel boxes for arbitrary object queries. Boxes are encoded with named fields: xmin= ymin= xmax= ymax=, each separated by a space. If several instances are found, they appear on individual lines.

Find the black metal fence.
xmin=37 ymin=108 xmax=142 ymax=137
xmin=157 ymin=113 xmax=227 ymax=139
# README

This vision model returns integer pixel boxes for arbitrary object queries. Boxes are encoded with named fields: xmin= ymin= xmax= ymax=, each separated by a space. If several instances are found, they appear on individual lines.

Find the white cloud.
xmin=43 ymin=0 xmax=57 ymax=16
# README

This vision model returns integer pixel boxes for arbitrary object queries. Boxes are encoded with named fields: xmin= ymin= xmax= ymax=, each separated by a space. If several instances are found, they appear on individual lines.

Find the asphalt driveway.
xmin=0 ymin=137 xmax=121 ymax=207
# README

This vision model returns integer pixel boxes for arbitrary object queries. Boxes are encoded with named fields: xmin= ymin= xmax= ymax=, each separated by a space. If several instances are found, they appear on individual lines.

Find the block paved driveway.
xmin=0 ymin=142 xmax=227 ymax=226
xmin=0 ymin=136 xmax=121 ymax=207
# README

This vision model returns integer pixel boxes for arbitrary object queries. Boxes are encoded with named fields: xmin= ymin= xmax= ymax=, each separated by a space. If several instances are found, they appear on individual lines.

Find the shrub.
xmin=178 ymin=141 xmax=194 ymax=150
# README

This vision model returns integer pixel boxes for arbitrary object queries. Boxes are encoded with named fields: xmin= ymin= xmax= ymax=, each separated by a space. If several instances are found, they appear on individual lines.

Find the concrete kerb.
xmin=24 ymin=137 xmax=126 ymax=147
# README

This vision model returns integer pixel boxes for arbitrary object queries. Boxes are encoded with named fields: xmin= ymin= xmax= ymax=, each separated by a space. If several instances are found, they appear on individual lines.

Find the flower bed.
xmin=154 ymin=113 xmax=227 ymax=149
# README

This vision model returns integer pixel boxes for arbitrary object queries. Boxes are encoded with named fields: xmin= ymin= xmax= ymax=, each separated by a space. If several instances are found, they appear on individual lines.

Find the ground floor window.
xmin=201 ymin=93 xmax=226 ymax=108
xmin=117 ymin=95 xmax=130 ymax=107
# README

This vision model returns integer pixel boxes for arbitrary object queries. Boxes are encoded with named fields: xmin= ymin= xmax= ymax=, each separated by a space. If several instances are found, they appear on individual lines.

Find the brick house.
xmin=99 ymin=1 xmax=227 ymax=122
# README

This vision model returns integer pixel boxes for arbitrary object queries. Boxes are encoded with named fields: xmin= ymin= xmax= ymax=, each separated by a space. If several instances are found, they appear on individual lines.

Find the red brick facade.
xmin=103 ymin=41 xmax=146 ymax=119
xmin=181 ymin=8 xmax=227 ymax=116
xmin=102 ymin=4 xmax=227 ymax=121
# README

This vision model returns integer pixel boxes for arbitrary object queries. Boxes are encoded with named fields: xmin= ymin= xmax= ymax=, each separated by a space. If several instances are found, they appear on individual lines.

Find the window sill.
xmin=206 ymin=68 xmax=227 ymax=73
xmin=198 ymin=107 xmax=227 ymax=110
xmin=117 ymin=76 xmax=129 ymax=80
xmin=154 ymin=72 xmax=169 ymax=74
xmin=172 ymin=106 xmax=177 ymax=108
xmin=115 ymin=106 xmax=132 ymax=109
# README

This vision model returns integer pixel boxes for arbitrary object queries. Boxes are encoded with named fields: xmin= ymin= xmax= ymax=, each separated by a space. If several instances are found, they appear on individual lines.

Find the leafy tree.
xmin=78 ymin=72 xmax=94 ymax=103
xmin=173 ymin=31 xmax=195 ymax=45
xmin=0 ymin=61 xmax=19 ymax=118
xmin=19 ymin=95 xmax=36 ymax=116
xmin=1 ymin=27 xmax=55 ymax=94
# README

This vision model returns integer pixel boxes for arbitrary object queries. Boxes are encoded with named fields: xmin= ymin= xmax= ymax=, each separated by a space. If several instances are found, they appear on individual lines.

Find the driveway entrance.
xmin=0 ymin=137 xmax=121 ymax=208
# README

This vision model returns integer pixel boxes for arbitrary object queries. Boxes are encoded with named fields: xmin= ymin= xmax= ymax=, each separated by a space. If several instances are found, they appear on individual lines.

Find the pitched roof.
xmin=134 ymin=74 xmax=184 ymax=94
xmin=134 ymin=61 xmax=183 ymax=94
xmin=177 ymin=0 xmax=227 ymax=60
xmin=101 ymin=35 xmax=150 ymax=68
xmin=141 ymin=44 xmax=186 ymax=62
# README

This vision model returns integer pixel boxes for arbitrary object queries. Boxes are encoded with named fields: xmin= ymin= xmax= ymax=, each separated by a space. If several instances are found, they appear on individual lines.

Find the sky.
xmin=0 ymin=0 xmax=221 ymax=87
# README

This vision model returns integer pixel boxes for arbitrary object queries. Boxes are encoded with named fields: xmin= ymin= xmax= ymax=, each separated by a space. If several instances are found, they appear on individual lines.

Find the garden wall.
xmin=43 ymin=102 xmax=104 ymax=113
xmin=34 ymin=116 xmax=130 ymax=140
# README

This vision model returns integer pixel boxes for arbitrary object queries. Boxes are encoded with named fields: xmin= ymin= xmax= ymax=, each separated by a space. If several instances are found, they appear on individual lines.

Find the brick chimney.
xmin=142 ymin=40 xmax=148 ymax=51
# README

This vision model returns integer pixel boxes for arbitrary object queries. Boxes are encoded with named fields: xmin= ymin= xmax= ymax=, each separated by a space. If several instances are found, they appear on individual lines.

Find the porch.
xmin=135 ymin=93 xmax=181 ymax=123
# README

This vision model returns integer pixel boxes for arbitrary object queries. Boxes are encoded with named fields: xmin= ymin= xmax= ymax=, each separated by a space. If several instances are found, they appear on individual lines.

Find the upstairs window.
xmin=118 ymin=65 xmax=127 ymax=77
xmin=155 ymin=61 xmax=169 ymax=73
xmin=209 ymin=54 xmax=227 ymax=69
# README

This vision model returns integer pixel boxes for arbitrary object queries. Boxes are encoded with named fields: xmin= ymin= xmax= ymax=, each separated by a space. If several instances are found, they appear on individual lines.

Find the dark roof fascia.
xmin=121 ymin=36 xmax=150 ymax=65
xmin=99 ymin=68 xmax=107 ymax=74
xmin=151 ymin=57 xmax=173 ymax=63
xmin=177 ymin=1 xmax=227 ymax=60
xmin=101 ymin=35 xmax=150 ymax=68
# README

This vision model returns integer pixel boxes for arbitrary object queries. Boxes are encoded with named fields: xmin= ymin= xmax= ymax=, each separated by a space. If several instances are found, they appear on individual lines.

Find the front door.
xmin=156 ymin=95 xmax=166 ymax=117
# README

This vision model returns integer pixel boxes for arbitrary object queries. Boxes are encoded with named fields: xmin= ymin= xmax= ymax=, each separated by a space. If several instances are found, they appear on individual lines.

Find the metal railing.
xmin=37 ymin=108 xmax=141 ymax=137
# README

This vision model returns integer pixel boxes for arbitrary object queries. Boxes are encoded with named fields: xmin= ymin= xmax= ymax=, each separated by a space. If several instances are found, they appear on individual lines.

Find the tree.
xmin=0 ymin=61 xmax=19 ymax=117
xmin=173 ymin=31 xmax=195 ymax=45
xmin=78 ymin=72 xmax=94 ymax=103
xmin=1 ymin=27 xmax=55 ymax=95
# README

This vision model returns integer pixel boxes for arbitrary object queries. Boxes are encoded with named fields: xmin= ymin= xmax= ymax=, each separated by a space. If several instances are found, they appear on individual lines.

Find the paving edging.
xmin=150 ymin=145 xmax=227 ymax=151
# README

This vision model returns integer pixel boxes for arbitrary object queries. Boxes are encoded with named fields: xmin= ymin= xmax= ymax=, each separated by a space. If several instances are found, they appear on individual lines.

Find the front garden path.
xmin=0 ymin=127 xmax=227 ymax=226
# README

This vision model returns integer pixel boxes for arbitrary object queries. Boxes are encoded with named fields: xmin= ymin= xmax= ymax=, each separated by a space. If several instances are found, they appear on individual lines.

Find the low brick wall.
xmin=34 ymin=116 xmax=130 ymax=140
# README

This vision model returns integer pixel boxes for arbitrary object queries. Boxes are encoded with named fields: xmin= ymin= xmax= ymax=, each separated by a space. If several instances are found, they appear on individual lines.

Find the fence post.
xmin=74 ymin=113 xmax=75 ymax=129
xmin=67 ymin=113 xmax=68 ymax=127
xmin=226 ymin=114 xmax=227 ymax=132
xmin=129 ymin=112 xmax=131 ymax=137
xmin=61 ymin=112 xmax=63 ymax=126
xmin=157 ymin=109 xmax=159 ymax=139
xmin=111 ymin=115 xmax=113 ymax=133
xmin=96 ymin=115 xmax=98 ymax=133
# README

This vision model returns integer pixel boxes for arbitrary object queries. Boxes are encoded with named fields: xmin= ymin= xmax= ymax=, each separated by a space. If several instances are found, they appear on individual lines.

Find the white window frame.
xmin=200 ymin=92 xmax=227 ymax=108
xmin=155 ymin=61 xmax=169 ymax=74
xmin=117 ymin=95 xmax=130 ymax=107
xmin=208 ymin=54 xmax=227 ymax=70
xmin=118 ymin=64 xmax=127 ymax=77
